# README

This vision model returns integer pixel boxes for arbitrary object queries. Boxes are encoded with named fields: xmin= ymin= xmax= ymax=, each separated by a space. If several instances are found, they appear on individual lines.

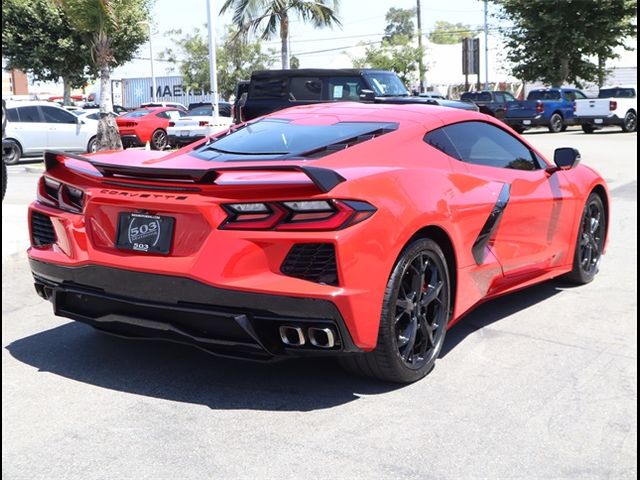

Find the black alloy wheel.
xmin=339 ymin=238 xmax=451 ymax=383
xmin=151 ymin=129 xmax=168 ymax=150
xmin=393 ymin=250 xmax=448 ymax=370
xmin=564 ymin=193 xmax=606 ymax=284
xmin=622 ymin=111 xmax=637 ymax=132
xmin=549 ymin=113 xmax=564 ymax=133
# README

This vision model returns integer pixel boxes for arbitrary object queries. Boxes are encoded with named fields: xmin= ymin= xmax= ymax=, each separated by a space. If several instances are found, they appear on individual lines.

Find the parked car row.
xmin=2 ymin=73 xmax=635 ymax=165
xmin=462 ymin=85 xmax=637 ymax=134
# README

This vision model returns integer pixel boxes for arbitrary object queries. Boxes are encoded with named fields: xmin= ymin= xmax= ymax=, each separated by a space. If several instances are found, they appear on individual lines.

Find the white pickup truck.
xmin=574 ymin=85 xmax=637 ymax=133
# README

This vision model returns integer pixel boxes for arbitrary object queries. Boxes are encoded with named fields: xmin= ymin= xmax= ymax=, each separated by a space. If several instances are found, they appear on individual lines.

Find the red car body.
xmin=27 ymin=103 xmax=609 ymax=382
xmin=116 ymin=107 xmax=181 ymax=149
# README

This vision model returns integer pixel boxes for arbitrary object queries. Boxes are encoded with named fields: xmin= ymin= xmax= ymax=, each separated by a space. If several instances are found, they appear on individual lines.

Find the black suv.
xmin=459 ymin=91 xmax=517 ymax=120
xmin=238 ymin=69 xmax=477 ymax=123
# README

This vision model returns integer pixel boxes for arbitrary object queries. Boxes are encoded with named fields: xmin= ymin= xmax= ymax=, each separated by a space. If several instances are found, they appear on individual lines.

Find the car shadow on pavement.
xmin=7 ymin=279 xmax=570 ymax=412
xmin=440 ymin=280 xmax=567 ymax=358
xmin=6 ymin=321 xmax=399 ymax=412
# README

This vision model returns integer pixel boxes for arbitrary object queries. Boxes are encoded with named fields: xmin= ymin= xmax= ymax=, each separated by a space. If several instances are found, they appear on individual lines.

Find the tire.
xmin=561 ymin=124 xmax=568 ymax=132
xmin=581 ymin=124 xmax=595 ymax=134
xmin=2 ymin=161 xmax=6 ymax=201
xmin=87 ymin=136 xmax=98 ymax=153
xmin=622 ymin=110 xmax=637 ymax=132
xmin=151 ymin=129 xmax=168 ymax=150
xmin=512 ymin=126 xmax=525 ymax=134
xmin=2 ymin=139 xmax=21 ymax=165
xmin=548 ymin=113 xmax=564 ymax=133
xmin=339 ymin=238 xmax=451 ymax=383
xmin=563 ymin=193 xmax=606 ymax=285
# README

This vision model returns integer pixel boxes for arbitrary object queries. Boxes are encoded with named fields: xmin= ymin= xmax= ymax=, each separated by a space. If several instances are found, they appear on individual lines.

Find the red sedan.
xmin=116 ymin=107 xmax=185 ymax=150
xmin=28 ymin=103 xmax=609 ymax=383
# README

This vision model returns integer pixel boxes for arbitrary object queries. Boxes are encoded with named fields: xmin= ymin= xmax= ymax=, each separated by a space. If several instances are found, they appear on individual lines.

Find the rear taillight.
xmin=119 ymin=121 xmax=137 ymax=128
xmin=536 ymin=101 xmax=544 ymax=113
xmin=610 ymin=100 xmax=617 ymax=111
xmin=220 ymin=200 xmax=376 ymax=231
xmin=168 ymin=121 xmax=175 ymax=127
xmin=37 ymin=176 xmax=85 ymax=213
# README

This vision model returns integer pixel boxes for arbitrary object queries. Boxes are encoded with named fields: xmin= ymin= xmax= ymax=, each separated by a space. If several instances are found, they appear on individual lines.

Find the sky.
xmin=115 ymin=0 xmax=496 ymax=78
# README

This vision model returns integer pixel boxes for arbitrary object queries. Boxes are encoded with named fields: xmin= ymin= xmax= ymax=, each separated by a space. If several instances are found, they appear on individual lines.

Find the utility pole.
xmin=148 ymin=23 xmax=157 ymax=102
xmin=206 ymin=0 xmax=219 ymax=122
xmin=484 ymin=0 xmax=489 ymax=90
xmin=416 ymin=0 xmax=425 ymax=93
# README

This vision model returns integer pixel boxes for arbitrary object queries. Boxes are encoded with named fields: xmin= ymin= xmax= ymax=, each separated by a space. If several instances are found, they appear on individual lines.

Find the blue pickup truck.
xmin=504 ymin=88 xmax=589 ymax=133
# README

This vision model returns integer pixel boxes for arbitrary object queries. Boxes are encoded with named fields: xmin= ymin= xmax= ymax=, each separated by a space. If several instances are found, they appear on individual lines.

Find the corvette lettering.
xmin=99 ymin=189 xmax=188 ymax=200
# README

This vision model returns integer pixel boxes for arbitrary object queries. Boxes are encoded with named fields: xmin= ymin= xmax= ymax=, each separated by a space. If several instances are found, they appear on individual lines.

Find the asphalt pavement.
xmin=2 ymin=127 xmax=637 ymax=479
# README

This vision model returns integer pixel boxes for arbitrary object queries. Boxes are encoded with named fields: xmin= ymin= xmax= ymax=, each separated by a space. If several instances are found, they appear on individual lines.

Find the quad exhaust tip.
xmin=279 ymin=326 xmax=306 ymax=346
xmin=278 ymin=325 xmax=337 ymax=348
xmin=308 ymin=327 xmax=336 ymax=349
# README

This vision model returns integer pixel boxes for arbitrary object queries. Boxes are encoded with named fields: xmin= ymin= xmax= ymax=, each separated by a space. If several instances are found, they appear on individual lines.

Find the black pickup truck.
xmin=236 ymin=69 xmax=477 ymax=123
xmin=459 ymin=90 xmax=517 ymax=120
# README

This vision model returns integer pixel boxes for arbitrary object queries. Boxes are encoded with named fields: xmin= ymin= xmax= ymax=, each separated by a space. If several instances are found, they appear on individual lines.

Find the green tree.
xmin=161 ymin=27 xmax=274 ymax=100
xmin=428 ymin=21 xmax=475 ymax=44
xmin=383 ymin=7 xmax=415 ymax=41
xmin=352 ymin=7 xmax=424 ymax=86
xmin=352 ymin=37 xmax=423 ymax=86
xmin=492 ymin=0 xmax=637 ymax=87
xmin=58 ymin=0 xmax=150 ymax=150
xmin=220 ymin=0 xmax=341 ymax=69
xmin=290 ymin=55 xmax=300 ymax=69
xmin=2 ymin=0 xmax=94 ymax=105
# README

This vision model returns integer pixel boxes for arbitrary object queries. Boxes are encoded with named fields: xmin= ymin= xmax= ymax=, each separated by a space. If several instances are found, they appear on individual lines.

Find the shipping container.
xmin=89 ymin=76 xmax=215 ymax=109
xmin=121 ymin=76 xmax=213 ymax=109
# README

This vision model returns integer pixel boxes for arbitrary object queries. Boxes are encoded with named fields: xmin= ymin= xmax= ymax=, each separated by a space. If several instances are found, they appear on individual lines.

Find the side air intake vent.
xmin=31 ymin=212 xmax=57 ymax=246
xmin=281 ymin=243 xmax=338 ymax=285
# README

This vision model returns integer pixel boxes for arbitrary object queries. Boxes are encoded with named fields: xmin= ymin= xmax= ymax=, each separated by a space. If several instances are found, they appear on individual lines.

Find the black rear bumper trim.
xmin=29 ymin=259 xmax=361 ymax=360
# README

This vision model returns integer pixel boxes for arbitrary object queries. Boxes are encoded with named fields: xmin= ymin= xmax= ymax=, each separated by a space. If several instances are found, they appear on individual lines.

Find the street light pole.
xmin=484 ymin=0 xmax=489 ymax=90
xmin=206 ymin=0 xmax=219 ymax=123
xmin=416 ymin=0 xmax=425 ymax=93
xmin=149 ymin=23 xmax=157 ymax=102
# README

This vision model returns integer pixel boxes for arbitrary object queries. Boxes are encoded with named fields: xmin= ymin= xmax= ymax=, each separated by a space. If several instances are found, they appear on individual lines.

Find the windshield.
xmin=527 ymin=90 xmax=561 ymax=101
xmin=364 ymin=72 xmax=409 ymax=97
xmin=191 ymin=118 xmax=398 ymax=161
xmin=598 ymin=88 xmax=636 ymax=98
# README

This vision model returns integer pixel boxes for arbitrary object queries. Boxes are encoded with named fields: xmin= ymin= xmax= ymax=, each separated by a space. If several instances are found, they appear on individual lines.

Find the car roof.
xmin=251 ymin=68 xmax=393 ymax=79
xmin=601 ymin=85 xmax=636 ymax=89
xmin=262 ymin=101 xmax=482 ymax=130
xmin=4 ymin=100 xmax=64 ymax=108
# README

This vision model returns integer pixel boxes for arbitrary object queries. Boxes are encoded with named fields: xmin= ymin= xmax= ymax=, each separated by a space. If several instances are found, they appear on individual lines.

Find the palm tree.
xmin=57 ymin=0 xmax=149 ymax=151
xmin=221 ymin=0 xmax=341 ymax=69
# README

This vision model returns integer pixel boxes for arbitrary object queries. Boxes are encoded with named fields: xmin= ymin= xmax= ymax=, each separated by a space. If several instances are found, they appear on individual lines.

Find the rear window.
xmin=122 ymin=110 xmax=151 ymax=118
xmin=527 ymin=90 xmax=561 ymax=101
xmin=249 ymin=77 xmax=288 ymax=99
xmin=461 ymin=92 xmax=492 ymax=102
xmin=191 ymin=118 xmax=398 ymax=162
xmin=598 ymin=88 xmax=636 ymax=98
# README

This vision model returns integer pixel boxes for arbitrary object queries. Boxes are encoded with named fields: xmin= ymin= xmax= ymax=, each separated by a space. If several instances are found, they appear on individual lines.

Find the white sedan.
xmin=167 ymin=103 xmax=233 ymax=147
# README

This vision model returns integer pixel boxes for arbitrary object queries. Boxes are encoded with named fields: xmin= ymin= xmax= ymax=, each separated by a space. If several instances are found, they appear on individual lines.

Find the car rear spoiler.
xmin=43 ymin=150 xmax=347 ymax=193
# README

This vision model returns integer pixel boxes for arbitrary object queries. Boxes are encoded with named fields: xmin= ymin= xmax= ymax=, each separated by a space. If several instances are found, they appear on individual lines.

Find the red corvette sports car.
xmin=28 ymin=103 xmax=609 ymax=383
xmin=116 ymin=107 xmax=184 ymax=150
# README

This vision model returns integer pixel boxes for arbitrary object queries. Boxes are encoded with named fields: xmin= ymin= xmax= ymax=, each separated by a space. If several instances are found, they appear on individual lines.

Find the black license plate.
xmin=116 ymin=213 xmax=175 ymax=254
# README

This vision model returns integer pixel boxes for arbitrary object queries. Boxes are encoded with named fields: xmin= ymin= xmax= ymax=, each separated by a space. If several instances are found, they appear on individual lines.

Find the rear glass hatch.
xmin=189 ymin=118 xmax=398 ymax=162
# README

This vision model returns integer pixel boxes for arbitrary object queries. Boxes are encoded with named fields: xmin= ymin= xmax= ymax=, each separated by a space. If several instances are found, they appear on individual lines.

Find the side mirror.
xmin=359 ymin=89 xmax=375 ymax=102
xmin=548 ymin=147 xmax=581 ymax=173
